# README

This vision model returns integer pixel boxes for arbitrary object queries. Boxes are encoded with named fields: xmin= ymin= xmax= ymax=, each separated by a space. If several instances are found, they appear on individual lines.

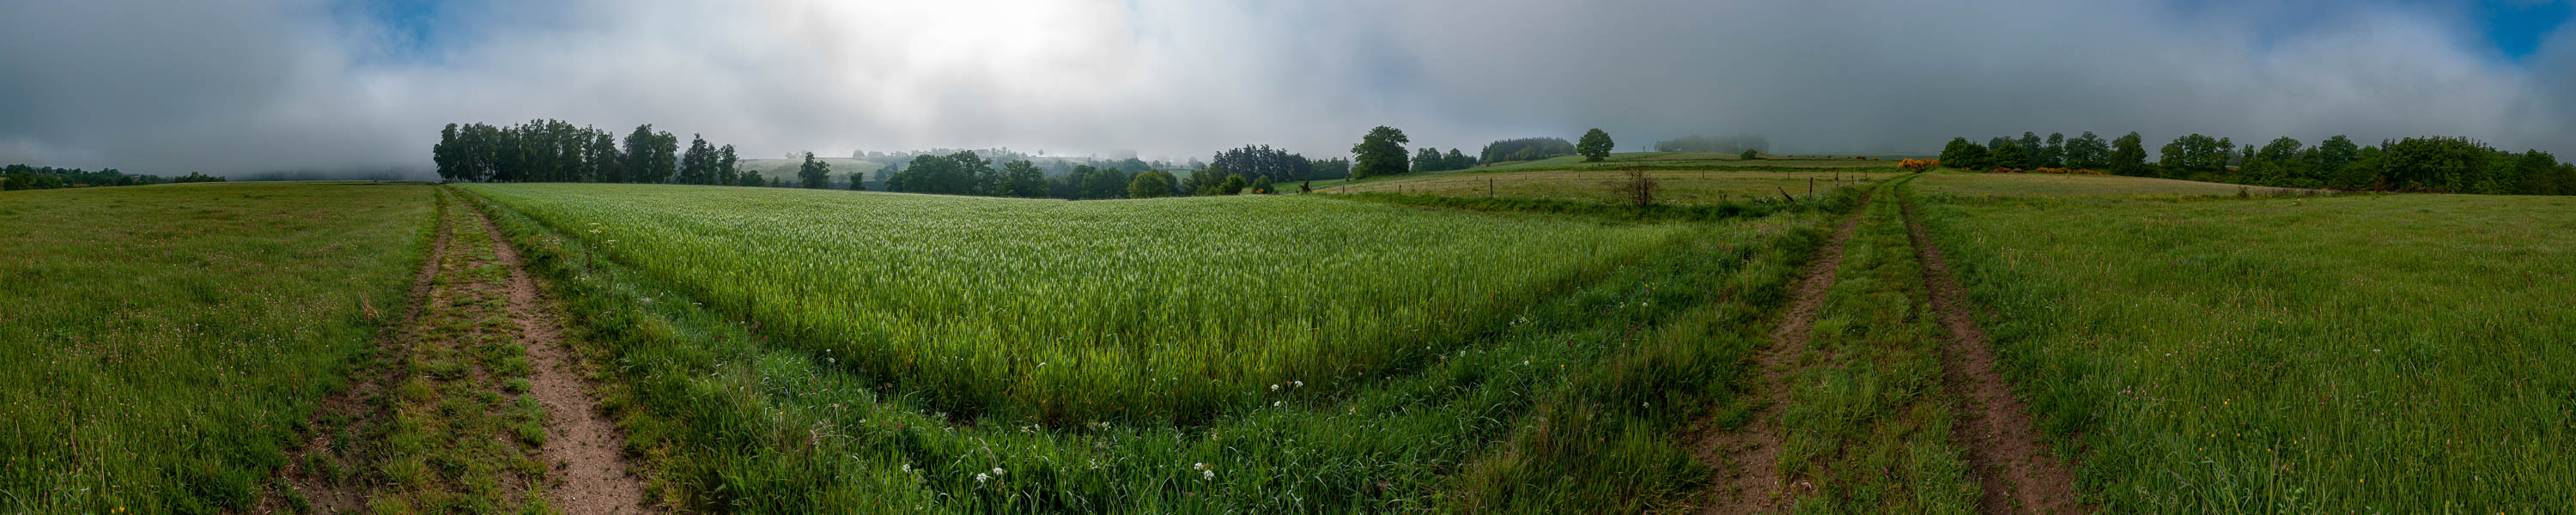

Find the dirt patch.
xmin=1697 ymin=189 xmax=1874 ymax=514
xmin=257 ymin=195 xmax=454 ymax=514
xmin=1897 ymin=195 xmax=2087 ymax=514
xmin=477 ymin=206 xmax=652 ymax=514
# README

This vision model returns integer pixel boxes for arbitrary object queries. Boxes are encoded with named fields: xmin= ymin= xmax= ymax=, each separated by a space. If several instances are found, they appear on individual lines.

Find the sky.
xmin=2 ymin=0 xmax=2572 ymax=178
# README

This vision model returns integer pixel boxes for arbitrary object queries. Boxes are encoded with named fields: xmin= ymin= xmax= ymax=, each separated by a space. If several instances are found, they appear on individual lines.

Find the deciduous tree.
xmin=1577 ymin=128 xmax=1614 ymax=161
xmin=1351 ymin=126 xmax=1410 ymax=179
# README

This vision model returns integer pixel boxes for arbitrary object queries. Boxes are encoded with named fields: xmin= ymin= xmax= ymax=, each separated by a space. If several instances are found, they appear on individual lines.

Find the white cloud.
xmin=1 ymin=0 xmax=2569 ymax=176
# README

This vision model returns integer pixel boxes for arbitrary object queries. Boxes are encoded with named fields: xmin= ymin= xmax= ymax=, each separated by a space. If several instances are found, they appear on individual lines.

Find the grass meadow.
xmin=459 ymin=184 xmax=1694 ymax=427
xmin=1921 ymin=192 xmax=2576 ymax=512
xmin=0 ymin=182 xmax=436 ymax=513
xmin=459 ymin=183 xmax=1856 ymax=512
xmin=1911 ymin=169 xmax=2273 ymax=197
xmin=1468 ymin=152 xmax=1893 ymax=172
xmin=13 ymin=170 xmax=2568 ymax=513
xmin=1324 ymin=169 xmax=1897 ymax=207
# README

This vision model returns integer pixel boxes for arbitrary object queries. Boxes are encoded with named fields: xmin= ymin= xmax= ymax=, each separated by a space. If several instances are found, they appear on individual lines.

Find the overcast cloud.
xmin=2 ymin=0 xmax=2570 ymax=177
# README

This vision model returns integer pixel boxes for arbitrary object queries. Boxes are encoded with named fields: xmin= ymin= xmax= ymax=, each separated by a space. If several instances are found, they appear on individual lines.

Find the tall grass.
xmin=461 ymin=185 xmax=1832 ymax=512
xmin=0 ymin=183 xmax=436 ymax=513
xmin=461 ymin=183 xmax=1690 ymax=426
xmin=1921 ymin=193 xmax=2576 ymax=512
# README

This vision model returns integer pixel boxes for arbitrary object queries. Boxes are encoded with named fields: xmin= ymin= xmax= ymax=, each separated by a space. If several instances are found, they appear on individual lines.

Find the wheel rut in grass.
xmin=1897 ymin=193 xmax=2086 ymax=515
xmin=1697 ymin=188 xmax=1874 ymax=514
xmin=475 ymin=204 xmax=653 ymax=514
xmin=258 ymin=194 xmax=454 ymax=514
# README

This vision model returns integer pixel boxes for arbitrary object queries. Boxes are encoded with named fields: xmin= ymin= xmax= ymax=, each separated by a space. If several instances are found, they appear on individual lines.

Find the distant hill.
xmin=735 ymin=157 xmax=887 ymax=179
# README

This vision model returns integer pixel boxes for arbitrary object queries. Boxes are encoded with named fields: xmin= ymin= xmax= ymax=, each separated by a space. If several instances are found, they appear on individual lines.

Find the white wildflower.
xmin=975 ymin=472 xmax=990 ymax=483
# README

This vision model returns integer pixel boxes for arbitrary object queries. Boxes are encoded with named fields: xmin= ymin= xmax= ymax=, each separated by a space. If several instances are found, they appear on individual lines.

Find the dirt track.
xmin=1698 ymin=189 xmax=1874 ymax=514
xmin=477 ymin=204 xmax=650 ymax=514
xmin=1899 ymin=194 xmax=2086 ymax=515
xmin=257 ymin=191 xmax=648 ymax=514
xmin=258 ymin=194 xmax=454 ymax=514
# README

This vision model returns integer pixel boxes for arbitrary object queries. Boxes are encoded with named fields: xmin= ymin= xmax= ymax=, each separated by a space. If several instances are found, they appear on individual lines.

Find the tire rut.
xmin=1897 ymin=193 xmax=2087 ymax=514
xmin=255 ymin=193 xmax=453 ymax=514
xmin=474 ymin=203 xmax=653 ymax=514
xmin=1698 ymin=188 xmax=1874 ymax=514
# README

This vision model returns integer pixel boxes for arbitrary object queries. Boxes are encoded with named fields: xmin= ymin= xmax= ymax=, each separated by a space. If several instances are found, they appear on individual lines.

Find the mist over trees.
xmin=1209 ymin=145 xmax=1311 ymax=184
xmin=1935 ymin=131 xmax=2576 ymax=195
xmin=1477 ymin=137 xmax=1575 ymax=164
xmin=2 ymin=164 xmax=220 ymax=191
xmin=1652 ymin=134 xmax=1771 ymax=154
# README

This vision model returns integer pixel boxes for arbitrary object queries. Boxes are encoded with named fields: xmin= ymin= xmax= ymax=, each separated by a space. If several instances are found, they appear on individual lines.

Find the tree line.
xmin=433 ymin=119 xmax=750 ymax=186
xmin=421 ymin=121 xmax=1640 ymax=199
xmin=3 ymin=164 xmax=222 ymax=191
xmin=1937 ymin=131 xmax=2576 ymax=195
xmin=1479 ymin=137 xmax=1574 ymax=164
xmin=1411 ymin=148 xmax=1476 ymax=173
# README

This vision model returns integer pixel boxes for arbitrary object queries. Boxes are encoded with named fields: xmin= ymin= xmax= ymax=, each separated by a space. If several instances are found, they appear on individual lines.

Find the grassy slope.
xmin=462 ymin=185 xmax=1840 ymax=512
xmin=0 ymin=182 xmax=436 ymax=513
xmin=1923 ymin=193 xmax=2576 ymax=512
xmin=1469 ymin=152 xmax=1890 ymax=172
xmin=1324 ymin=169 xmax=1899 ymax=206
xmin=1911 ymin=169 xmax=2281 ymax=197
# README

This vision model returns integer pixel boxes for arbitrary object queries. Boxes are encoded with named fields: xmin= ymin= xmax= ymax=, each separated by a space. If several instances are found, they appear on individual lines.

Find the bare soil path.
xmin=477 ymin=204 xmax=652 ymax=514
xmin=1897 ymin=194 xmax=2087 ymax=514
xmin=255 ymin=191 xmax=649 ymax=514
xmin=1697 ymin=189 xmax=1874 ymax=514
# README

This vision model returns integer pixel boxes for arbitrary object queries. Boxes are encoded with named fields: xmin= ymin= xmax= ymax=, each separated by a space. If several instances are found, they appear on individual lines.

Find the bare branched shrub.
xmin=1611 ymin=167 xmax=1660 ymax=208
